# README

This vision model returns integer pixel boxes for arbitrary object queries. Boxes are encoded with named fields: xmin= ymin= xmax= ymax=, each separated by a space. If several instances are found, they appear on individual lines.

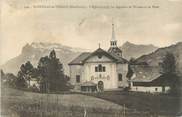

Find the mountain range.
xmin=119 ymin=41 xmax=158 ymax=60
xmin=135 ymin=42 xmax=182 ymax=75
xmin=0 ymin=42 xmax=85 ymax=75
xmin=2 ymin=41 xmax=182 ymax=76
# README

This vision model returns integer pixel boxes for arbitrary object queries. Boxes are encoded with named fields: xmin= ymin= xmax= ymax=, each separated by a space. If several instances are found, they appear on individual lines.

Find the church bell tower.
xmin=108 ymin=22 xmax=123 ymax=58
xmin=110 ymin=23 xmax=117 ymax=48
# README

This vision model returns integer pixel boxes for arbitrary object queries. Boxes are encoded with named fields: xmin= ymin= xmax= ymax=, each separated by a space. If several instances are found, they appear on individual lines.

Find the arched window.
xmin=98 ymin=64 xmax=102 ymax=71
xmin=95 ymin=64 xmax=106 ymax=72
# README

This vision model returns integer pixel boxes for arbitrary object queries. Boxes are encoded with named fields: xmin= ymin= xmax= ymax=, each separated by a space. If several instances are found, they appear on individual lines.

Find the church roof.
xmin=68 ymin=52 xmax=91 ymax=65
xmin=69 ymin=48 xmax=128 ymax=65
xmin=109 ymin=52 xmax=128 ymax=64
xmin=83 ymin=48 xmax=118 ymax=62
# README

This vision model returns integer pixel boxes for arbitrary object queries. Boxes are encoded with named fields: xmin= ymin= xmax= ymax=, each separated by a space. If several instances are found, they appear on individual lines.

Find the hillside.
xmin=135 ymin=42 xmax=182 ymax=75
xmin=0 ymin=42 xmax=86 ymax=75
xmin=120 ymin=41 xmax=158 ymax=60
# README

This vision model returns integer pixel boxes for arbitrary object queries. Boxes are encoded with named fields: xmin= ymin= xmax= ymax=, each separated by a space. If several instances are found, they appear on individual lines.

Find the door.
xmin=98 ymin=81 xmax=104 ymax=92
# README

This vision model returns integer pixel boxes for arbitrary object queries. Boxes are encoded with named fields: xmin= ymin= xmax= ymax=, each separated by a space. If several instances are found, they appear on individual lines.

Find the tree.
xmin=16 ymin=61 xmax=35 ymax=88
xmin=160 ymin=52 xmax=181 ymax=95
xmin=126 ymin=58 xmax=135 ymax=89
xmin=16 ymin=71 xmax=27 ymax=88
xmin=4 ymin=73 xmax=17 ymax=88
xmin=127 ymin=58 xmax=135 ymax=77
xmin=160 ymin=52 xmax=176 ymax=75
xmin=1 ymin=69 xmax=5 ymax=83
xmin=1 ymin=69 xmax=5 ymax=78
xmin=1 ymin=70 xmax=17 ymax=88
xmin=38 ymin=56 xmax=51 ymax=92
xmin=38 ymin=50 xmax=69 ymax=92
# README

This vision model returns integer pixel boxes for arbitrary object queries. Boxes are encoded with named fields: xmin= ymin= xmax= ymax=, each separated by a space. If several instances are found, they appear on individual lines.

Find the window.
xmin=76 ymin=75 xmax=80 ymax=83
xmin=95 ymin=64 xmax=106 ymax=72
xmin=95 ymin=67 xmax=98 ymax=72
xmin=118 ymin=74 xmax=122 ymax=81
xmin=155 ymin=88 xmax=158 ymax=91
xmin=103 ymin=66 xmax=106 ymax=72
xmin=98 ymin=64 xmax=102 ymax=72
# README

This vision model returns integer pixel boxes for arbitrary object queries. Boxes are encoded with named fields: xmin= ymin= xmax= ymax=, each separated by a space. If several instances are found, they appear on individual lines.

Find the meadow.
xmin=1 ymin=88 xmax=181 ymax=117
xmin=87 ymin=91 xmax=182 ymax=116
xmin=1 ymin=88 xmax=130 ymax=117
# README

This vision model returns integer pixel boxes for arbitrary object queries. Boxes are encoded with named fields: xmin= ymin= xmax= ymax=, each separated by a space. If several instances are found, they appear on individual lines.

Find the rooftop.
xmin=68 ymin=48 xmax=128 ymax=65
xmin=68 ymin=52 xmax=90 ymax=65
xmin=130 ymin=65 xmax=161 ymax=82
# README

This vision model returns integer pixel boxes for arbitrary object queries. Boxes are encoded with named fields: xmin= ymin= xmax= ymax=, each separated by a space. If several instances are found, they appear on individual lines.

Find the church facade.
xmin=68 ymin=23 xmax=128 ymax=91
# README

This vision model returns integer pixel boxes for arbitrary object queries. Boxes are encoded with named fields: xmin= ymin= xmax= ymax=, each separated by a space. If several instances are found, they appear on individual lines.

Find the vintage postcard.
xmin=0 ymin=0 xmax=182 ymax=117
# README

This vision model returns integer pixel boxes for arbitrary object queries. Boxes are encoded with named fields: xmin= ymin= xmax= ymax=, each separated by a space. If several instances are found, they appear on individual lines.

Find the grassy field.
xmin=1 ymin=88 xmax=127 ymax=117
xmin=1 ymin=88 xmax=181 ymax=117
xmin=87 ymin=91 xmax=182 ymax=116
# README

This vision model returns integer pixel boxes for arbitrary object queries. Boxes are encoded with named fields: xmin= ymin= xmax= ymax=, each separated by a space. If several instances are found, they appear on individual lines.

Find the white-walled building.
xmin=68 ymin=23 xmax=128 ymax=92
xmin=129 ymin=65 xmax=171 ymax=93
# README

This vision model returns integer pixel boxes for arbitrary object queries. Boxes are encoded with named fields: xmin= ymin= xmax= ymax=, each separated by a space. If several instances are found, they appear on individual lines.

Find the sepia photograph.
xmin=0 ymin=0 xmax=182 ymax=117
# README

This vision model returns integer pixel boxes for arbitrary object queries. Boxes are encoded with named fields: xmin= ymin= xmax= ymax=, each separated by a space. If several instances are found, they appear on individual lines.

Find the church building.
xmin=68 ymin=23 xmax=128 ymax=92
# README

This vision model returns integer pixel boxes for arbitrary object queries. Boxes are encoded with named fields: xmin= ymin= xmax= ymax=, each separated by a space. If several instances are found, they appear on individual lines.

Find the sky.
xmin=0 ymin=0 xmax=182 ymax=65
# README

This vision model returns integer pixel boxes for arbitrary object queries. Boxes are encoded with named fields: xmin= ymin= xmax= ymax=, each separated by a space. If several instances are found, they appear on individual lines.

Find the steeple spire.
xmin=112 ymin=23 xmax=116 ymax=40
xmin=108 ymin=19 xmax=122 ymax=57
xmin=110 ymin=21 xmax=117 ymax=47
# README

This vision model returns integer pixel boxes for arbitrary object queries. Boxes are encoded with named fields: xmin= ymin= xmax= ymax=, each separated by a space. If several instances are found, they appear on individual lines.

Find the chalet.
xmin=129 ymin=65 xmax=172 ymax=93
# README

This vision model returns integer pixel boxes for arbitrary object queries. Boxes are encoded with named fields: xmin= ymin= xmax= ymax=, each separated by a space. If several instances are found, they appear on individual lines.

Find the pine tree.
xmin=1 ymin=69 xmax=5 ymax=78
xmin=16 ymin=71 xmax=27 ymax=88
xmin=38 ymin=50 xmax=68 ymax=92
xmin=160 ymin=52 xmax=181 ymax=95
xmin=1 ymin=69 xmax=5 ymax=82
xmin=160 ymin=52 xmax=176 ymax=75
xmin=17 ymin=61 xmax=35 ymax=88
